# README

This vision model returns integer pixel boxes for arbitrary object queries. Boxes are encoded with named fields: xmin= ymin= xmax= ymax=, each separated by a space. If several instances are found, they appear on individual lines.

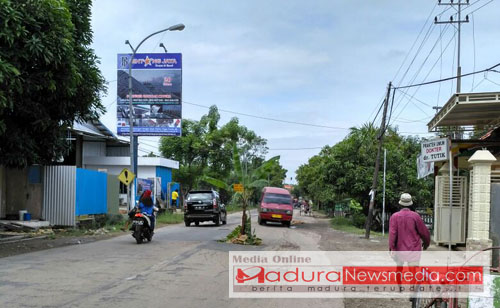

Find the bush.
xmin=331 ymin=216 xmax=352 ymax=226
xmin=352 ymin=212 xmax=366 ymax=228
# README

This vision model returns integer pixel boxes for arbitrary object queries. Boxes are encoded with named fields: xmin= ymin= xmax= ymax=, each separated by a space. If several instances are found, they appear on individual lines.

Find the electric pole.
xmin=435 ymin=0 xmax=470 ymax=93
xmin=365 ymin=82 xmax=392 ymax=239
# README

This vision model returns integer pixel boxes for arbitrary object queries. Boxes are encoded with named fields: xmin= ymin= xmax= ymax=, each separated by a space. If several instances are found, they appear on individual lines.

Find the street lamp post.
xmin=125 ymin=23 xmax=184 ymax=210
xmin=159 ymin=43 xmax=168 ymax=53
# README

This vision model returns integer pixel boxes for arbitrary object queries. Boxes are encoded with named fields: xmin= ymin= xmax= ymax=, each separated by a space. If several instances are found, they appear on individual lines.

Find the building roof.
xmin=427 ymin=92 xmax=500 ymax=131
xmin=71 ymin=120 xmax=127 ymax=143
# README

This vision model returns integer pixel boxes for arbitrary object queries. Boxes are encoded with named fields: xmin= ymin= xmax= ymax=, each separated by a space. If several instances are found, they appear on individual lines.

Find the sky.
xmin=90 ymin=0 xmax=500 ymax=183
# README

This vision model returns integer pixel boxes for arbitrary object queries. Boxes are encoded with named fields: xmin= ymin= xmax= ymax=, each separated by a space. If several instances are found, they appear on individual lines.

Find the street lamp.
xmin=125 ymin=23 xmax=185 ymax=209
xmin=159 ymin=43 xmax=168 ymax=53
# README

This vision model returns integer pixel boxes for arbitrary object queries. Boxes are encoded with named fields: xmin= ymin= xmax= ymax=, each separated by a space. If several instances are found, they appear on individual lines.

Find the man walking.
xmin=389 ymin=193 xmax=430 ymax=254
xmin=389 ymin=193 xmax=430 ymax=299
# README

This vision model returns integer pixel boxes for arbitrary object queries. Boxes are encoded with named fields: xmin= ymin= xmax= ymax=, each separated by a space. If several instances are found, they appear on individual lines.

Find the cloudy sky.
xmin=90 ymin=0 xmax=500 ymax=182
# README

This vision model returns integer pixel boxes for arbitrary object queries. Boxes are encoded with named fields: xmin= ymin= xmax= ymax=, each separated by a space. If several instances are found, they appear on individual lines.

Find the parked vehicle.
xmin=184 ymin=190 xmax=227 ymax=226
xmin=258 ymin=187 xmax=293 ymax=227
xmin=130 ymin=207 xmax=157 ymax=244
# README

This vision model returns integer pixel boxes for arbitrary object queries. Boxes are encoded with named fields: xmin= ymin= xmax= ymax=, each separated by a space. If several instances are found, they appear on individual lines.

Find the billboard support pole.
xmin=124 ymin=24 xmax=185 ymax=210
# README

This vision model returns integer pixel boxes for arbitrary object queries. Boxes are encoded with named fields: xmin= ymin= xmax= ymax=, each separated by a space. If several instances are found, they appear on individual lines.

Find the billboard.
xmin=116 ymin=53 xmax=182 ymax=136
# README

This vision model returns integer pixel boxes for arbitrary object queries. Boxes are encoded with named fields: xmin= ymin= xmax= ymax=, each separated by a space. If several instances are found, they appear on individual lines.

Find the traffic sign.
xmin=118 ymin=168 xmax=136 ymax=186
xmin=233 ymin=183 xmax=244 ymax=192
xmin=421 ymin=138 xmax=449 ymax=163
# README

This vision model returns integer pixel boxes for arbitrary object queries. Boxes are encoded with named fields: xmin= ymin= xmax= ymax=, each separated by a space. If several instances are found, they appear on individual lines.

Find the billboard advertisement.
xmin=116 ymin=53 xmax=182 ymax=136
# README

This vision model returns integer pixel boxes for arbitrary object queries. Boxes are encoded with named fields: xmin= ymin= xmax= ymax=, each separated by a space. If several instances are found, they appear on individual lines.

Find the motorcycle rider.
xmin=138 ymin=189 xmax=155 ymax=231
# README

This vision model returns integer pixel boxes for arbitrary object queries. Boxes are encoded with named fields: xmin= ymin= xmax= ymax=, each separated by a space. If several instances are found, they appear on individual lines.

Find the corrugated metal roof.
xmin=428 ymin=92 xmax=500 ymax=131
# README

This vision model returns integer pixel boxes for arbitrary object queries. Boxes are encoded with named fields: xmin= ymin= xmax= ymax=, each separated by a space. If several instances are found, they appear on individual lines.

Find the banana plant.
xmin=203 ymin=143 xmax=280 ymax=235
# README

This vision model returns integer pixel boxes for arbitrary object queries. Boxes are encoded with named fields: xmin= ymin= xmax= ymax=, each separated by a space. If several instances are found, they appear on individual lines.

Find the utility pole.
xmin=365 ymin=82 xmax=391 ymax=239
xmin=382 ymin=148 xmax=387 ymax=236
xmin=435 ymin=0 xmax=470 ymax=93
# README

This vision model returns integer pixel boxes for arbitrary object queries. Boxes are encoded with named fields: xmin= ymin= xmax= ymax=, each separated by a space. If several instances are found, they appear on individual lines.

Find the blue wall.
xmin=156 ymin=166 xmax=172 ymax=201
xmin=76 ymin=168 xmax=107 ymax=216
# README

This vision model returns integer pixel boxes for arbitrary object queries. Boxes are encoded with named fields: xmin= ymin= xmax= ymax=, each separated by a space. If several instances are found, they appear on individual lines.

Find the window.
xmin=263 ymin=193 xmax=292 ymax=205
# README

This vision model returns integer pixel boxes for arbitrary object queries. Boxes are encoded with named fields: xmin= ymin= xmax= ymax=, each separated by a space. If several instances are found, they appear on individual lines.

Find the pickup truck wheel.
xmin=185 ymin=220 xmax=190 ymax=227
xmin=195 ymin=221 xmax=199 ymax=226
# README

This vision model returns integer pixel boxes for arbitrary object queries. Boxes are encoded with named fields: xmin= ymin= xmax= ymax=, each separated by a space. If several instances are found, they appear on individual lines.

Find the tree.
xmin=159 ymin=105 xmax=270 ymax=201
xmin=0 ymin=0 xmax=106 ymax=168
xmin=296 ymin=123 xmax=434 ymax=229
xmin=203 ymin=144 xmax=279 ymax=235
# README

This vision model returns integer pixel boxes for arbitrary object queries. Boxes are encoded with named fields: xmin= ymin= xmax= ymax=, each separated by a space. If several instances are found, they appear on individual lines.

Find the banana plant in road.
xmin=203 ymin=143 xmax=279 ymax=235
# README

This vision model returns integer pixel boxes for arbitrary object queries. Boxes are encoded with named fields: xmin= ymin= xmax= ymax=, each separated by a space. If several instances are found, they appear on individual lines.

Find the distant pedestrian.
xmin=171 ymin=189 xmax=179 ymax=208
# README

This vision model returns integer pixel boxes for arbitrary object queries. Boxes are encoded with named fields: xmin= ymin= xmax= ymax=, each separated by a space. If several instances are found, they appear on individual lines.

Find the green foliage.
xmin=160 ymin=105 xmax=287 ymax=203
xmin=296 ymin=123 xmax=434 ymax=213
xmin=331 ymin=216 xmax=352 ymax=226
xmin=0 ymin=0 xmax=106 ymax=167
xmin=352 ymin=212 xmax=366 ymax=228
xmin=222 ymin=218 xmax=262 ymax=245
xmin=224 ymin=225 xmax=242 ymax=241
xmin=156 ymin=212 xmax=184 ymax=224
xmin=349 ymin=199 xmax=362 ymax=213
xmin=330 ymin=216 xmax=383 ymax=236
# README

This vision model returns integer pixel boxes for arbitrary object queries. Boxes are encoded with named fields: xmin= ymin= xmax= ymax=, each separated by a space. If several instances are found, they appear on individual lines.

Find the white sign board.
xmin=417 ymin=154 xmax=434 ymax=179
xmin=421 ymin=138 xmax=449 ymax=163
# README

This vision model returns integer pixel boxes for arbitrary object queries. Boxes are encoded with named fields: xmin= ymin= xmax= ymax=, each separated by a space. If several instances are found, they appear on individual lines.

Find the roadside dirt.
xmin=0 ymin=222 xmax=178 ymax=259
xmin=0 ymin=232 xmax=122 ymax=259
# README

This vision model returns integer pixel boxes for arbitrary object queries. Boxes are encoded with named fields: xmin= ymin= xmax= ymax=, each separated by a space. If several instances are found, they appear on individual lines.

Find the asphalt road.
xmin=0 ymin=210 xmax=343 ymax=308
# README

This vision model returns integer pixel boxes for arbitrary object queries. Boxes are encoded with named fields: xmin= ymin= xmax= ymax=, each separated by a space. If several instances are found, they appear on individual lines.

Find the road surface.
xmin=0 ymin=210 xmax=345 ymax=308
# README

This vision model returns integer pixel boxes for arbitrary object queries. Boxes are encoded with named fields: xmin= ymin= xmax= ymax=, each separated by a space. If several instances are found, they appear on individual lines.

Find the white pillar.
xmin=467 ymin=149 xmax=496 ymax=250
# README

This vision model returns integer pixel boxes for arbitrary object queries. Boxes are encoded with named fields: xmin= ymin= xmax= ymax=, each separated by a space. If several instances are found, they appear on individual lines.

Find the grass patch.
xmin=330 ymin=216 xmax=385 ymax=237
xmin=156 ymin=211 xmax=184 ymax=225
xmin=225 ymin=203 xmax=242 ymax=213
xmin=225 ymin=203 xmax=257 ymax=213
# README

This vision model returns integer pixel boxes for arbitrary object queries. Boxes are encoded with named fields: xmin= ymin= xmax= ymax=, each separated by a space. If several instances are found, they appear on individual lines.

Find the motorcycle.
xmin=130 ymin=207 xmax=158 ymax=244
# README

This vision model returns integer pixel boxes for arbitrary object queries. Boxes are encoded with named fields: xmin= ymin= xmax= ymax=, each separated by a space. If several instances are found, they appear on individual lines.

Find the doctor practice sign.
xmin=420 ymin=138 xmax=449 ymax=163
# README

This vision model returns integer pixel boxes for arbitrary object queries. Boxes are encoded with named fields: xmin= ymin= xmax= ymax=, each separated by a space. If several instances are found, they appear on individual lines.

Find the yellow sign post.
xmin=233 ymin=183 xmax=244 ymax=193
xmin=118 ymin=168 xmax=136 ymax=186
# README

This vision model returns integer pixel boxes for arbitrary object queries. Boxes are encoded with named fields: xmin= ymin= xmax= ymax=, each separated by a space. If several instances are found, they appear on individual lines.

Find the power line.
xmin=485 ymin=77 xmax=500 ymax=87
xmin=391 ymin=24 xmax=453 ymax=121
xmin=395 ymin=62 xmax=500 ymax=90
xmin=366 ymin=94 xmax=386 ymax=124
xmin=370 ymin=98 xmax=385 ymax=127
xmin=466 ymin=0 xmax=494 ymax=15
xmin=392 ymin=3 xmax=438 ymax=84
xmin=183 ymin=100 xmax=349 ymax=130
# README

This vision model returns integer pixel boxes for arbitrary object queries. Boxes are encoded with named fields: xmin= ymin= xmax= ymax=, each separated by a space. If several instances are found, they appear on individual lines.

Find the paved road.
xmin=0 ymin=210 xmax=343 ymax=308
